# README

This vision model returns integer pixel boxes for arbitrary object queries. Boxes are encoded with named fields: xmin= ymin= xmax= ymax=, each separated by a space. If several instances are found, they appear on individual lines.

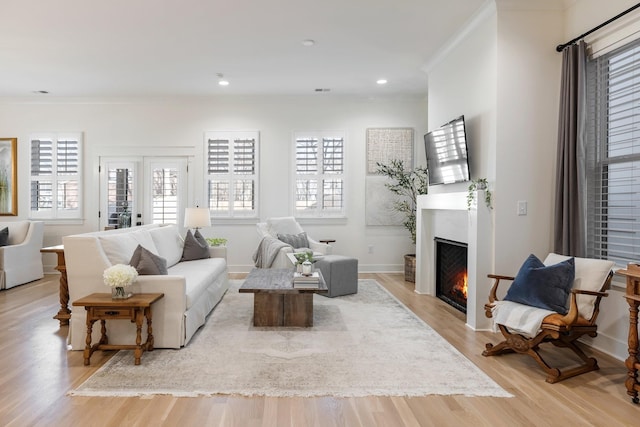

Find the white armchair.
xmin=0 ymin=221 xmax=44 ymax=289
xmin=255 ymin=217 xmax=332 ymax=268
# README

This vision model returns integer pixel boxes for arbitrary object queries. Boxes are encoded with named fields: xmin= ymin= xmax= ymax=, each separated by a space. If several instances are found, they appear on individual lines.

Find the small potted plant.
xmin=467 ymin=178 xmax=493 ymax=210
xmin=293 ymin=251 xmax=315 ymax=274
xmin=205 ymin=237 xmax=227 ymax=260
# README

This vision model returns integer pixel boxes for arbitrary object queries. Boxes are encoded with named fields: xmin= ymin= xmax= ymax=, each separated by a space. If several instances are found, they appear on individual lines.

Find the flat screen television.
xmin=424 ymin=115 xmax=471 ymax=185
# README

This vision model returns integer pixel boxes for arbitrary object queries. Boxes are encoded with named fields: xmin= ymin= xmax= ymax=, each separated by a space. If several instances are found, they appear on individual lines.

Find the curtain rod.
xmin=556 ymin=2 xmax=640 ymax=52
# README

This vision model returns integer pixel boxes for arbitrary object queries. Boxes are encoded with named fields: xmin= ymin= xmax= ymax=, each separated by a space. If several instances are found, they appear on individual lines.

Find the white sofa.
xmin=63 ymin=224 xmax=229 ymax=350
xmin=0 ymin=220 xmax=44 ymax=290
xmin=255 ymin=216 xmax=332 ymax=268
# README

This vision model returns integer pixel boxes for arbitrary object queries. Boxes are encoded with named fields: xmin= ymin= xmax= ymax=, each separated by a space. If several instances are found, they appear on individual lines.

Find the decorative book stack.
xmin=293 ymin=271 xmax=321 ymax=289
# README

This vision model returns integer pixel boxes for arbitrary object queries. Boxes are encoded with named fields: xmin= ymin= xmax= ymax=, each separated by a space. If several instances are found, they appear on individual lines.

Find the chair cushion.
xmin=181 ymin=230 xmax=210 ymax=261
xmin=505 ymin=254 xmax=575 ymax=314
xmin=277 ymin=232 xmax=309 ymax=249
xmin=543 ymin=253 xmax=615 ymax=319
xmin=129 ymin=244 xmax=168 ymax=275
xmin=267 ymin=216 xmax=304 ymax=236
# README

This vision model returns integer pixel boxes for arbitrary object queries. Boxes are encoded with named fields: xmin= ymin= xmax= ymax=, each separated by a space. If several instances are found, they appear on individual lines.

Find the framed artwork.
xmin=366 ymin=128 xmax=414 ymax=174
xmin=0 ymin=138 xmax=17 ymax=216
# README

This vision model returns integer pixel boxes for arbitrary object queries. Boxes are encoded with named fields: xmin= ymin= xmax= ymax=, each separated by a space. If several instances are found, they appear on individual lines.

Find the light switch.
xmin=517 ymin=200 xmax=527 ymax=216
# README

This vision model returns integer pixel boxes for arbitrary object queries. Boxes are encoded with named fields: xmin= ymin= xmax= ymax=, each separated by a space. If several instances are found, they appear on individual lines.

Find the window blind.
xmin=586 ymin=38 xmax=640 ymax=266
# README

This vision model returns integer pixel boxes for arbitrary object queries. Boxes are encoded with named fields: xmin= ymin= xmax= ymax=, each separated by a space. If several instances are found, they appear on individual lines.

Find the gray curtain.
xmin=554 ymin=41 xmax=587 ymax=257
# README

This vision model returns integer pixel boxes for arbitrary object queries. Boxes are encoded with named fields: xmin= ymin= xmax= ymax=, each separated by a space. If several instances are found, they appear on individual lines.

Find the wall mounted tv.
xmin=424 ymin=115 xmax=471 ymax=186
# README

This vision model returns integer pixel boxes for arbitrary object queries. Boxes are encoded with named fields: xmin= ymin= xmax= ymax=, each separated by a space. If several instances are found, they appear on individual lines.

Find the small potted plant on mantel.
xmin=376 ymin=159 xmax=429 ymax=283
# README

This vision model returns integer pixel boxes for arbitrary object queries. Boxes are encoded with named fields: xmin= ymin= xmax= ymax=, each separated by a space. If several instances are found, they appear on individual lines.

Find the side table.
xmin=615 ymin=266 xmax=640 ymax=404
xmin=40 ymin=245 xmax=71 ymax=326
xmin=72 ymin=293 xmax=164 ymax=366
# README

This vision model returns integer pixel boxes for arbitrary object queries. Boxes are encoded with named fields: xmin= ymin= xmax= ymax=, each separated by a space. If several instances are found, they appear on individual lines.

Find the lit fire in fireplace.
xmin=451 ymin=270 xmax=468 ymax=301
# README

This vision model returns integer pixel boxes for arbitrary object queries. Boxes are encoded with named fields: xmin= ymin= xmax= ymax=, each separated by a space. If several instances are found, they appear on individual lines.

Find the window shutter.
xmin=586 ymin=39 xmax=640 ymax=266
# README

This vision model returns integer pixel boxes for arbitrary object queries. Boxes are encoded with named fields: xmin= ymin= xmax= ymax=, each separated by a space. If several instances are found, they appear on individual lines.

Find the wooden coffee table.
xmin=239 ymin=268 xmax=327 ymax=327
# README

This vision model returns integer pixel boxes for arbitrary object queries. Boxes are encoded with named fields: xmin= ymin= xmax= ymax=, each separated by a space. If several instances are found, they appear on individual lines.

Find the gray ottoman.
xmin=314 ymin=255 xmax=358 ymax=297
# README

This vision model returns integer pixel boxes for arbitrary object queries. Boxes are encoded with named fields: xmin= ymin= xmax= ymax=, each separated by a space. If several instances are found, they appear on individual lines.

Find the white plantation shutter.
xmin=586 ymin=38 xmax=640 ymax=266
xmin=30 ymin=133 xmax=82 ymax=219
xmin=205 ymin=131 xmax=259 ymax=217
xmin=294 ymin=132 xmax=345 ymax=217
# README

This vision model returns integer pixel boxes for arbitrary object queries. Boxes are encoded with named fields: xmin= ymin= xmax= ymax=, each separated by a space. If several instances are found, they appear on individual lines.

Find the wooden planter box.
xmin=404 ymin=254 xmax=416 ymax=283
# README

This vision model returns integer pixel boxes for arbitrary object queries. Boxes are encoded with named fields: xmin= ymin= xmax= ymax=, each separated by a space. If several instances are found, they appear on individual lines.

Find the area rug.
xmin=69 ymin=280 xmax=512 ymax=398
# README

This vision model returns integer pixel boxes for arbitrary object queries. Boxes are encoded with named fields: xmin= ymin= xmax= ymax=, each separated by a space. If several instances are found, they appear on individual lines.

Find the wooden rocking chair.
xmin=483 ymin=253 xmax=615 ymax=383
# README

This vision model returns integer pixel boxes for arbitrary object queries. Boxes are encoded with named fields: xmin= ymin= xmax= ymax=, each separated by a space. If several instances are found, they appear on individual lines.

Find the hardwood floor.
xmin=0 ymin=273 xmax=637 ymax=426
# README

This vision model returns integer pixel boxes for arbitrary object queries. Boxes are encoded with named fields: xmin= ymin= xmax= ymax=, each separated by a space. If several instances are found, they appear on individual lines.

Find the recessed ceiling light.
xmin=376 ymin=79 xmax=388 ymax=85
xmin=216 ymin=73 xmax=229 ymax=86
xmin=302 ymin=39 xmax=316 ymax=47
xmin=32 ymin=90 xmax=49 ymax=94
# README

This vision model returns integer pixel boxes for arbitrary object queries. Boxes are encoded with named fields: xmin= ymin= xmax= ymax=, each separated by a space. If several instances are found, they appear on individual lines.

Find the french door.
xmin=99 ymin=156 xmax=188 ymax=229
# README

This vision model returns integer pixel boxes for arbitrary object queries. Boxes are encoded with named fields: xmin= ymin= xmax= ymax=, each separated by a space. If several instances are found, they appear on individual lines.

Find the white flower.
xmin=103 ymin=264 xmax=138 ymax=288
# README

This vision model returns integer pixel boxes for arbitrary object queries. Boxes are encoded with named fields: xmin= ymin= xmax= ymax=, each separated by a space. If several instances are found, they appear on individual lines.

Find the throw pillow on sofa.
xmin=130 ymin=244 xmax=168 ymax=275
xmin=0 ymin=227 xmax=8 ymax=247
xmin=181 ymin=230 xmax=210 ymax=261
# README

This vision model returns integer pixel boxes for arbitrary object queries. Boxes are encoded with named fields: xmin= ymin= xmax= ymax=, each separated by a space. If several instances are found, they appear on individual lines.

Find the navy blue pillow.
xmin=504 ymin=254 xmax=575 ymax=314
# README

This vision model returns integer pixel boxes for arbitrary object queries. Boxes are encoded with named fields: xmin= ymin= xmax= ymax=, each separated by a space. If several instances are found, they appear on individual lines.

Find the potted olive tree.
xmin=376 ymin=159 xmax=429 ymax=282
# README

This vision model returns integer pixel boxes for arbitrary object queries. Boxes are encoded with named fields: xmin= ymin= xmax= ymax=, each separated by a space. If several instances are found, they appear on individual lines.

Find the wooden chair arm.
xmin=556 ymin=289 xmax=608 ymax=327
xmin=557 ymin=291 xmax=579 ymax=326
xmin=487 ymin=274 xmax=515 ymax=304
xmin=572 ymin=289 xmax=608 ymax=298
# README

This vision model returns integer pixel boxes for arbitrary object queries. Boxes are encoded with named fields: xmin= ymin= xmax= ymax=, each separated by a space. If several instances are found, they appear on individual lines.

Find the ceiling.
xmin=1 ymin=0 xmax=488 ymax=97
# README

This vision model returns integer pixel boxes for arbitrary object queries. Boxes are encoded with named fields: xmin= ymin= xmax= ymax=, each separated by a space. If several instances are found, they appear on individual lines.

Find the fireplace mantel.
xmin=415 ymin=191 xmax=493 ymax=330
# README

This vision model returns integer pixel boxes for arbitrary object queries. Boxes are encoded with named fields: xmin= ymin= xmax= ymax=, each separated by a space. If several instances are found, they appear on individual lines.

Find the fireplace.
xmin=435 ymin=238 xmax=468 ymax=313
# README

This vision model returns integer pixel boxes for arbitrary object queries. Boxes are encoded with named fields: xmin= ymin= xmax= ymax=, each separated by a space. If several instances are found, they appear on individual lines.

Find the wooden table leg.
xmin=52 ymin=251 xmax=71 ymax=326
xmin=145 ymin=306 xmax=154 ymax=351
xmin=134 ymin=308 xmax=144 ymax=365
xmin=625 ymin=298 xmax=640 ymax=404
xmin=83 ymin=317 xmax=97 ymax=366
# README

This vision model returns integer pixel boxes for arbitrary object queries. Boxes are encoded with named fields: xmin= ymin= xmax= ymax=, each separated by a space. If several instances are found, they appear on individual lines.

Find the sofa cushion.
xmin=0 ymin=227 xmax=7 ymax=247
xmin=168 ymin=258 xmax=227 ymax=309
xmin=129 ymin=244 xmax=168 ymax=275
xmin=99 ymin=229 xmax=158 ymax=266
xmin=505 ymin=254 xmax=575 ymax=315
xmin=181 ymin=230 xmax=210 ymax=261
xmin=149 ymin=225 xmax=184 ymax=267
xmin=277 ymin=232 xmax=309 ymax=249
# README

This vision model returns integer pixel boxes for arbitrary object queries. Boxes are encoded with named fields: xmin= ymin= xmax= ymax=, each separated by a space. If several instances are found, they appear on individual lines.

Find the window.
xmin=586 ymin=38 xmax=640 ymax=266
xmin=99 ymin=157 xmax=187 ymax=229
xmin=294 ymin=131 xmax=345 ymax=217
xmin=205 ymin=131 xmax=259 ymax=218
xmin=30 ymin=133 xmax=82 ymax=220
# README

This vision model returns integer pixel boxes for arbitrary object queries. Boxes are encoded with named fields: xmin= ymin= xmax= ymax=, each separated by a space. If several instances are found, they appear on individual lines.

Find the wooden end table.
xmin=40 ymin=245 xmax=71 ymax=326
xmin=616 ymin=266 xmax=640 ymax=404
xmin=239 ymin=268 xmax=327 ymax=327
xmin=72 ymin=293 xmax=164 ymax=366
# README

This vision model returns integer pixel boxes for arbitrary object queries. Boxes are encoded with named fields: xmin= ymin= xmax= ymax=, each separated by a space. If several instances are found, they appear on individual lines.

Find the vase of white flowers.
xmin=103 ymin=264 xmax=138 ymax=299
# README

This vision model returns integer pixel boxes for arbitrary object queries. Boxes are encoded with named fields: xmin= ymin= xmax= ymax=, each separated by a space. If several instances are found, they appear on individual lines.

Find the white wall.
xmin=424 ymin=0 xmax=638 ymax=360
xmin=0 ymin=95 xmax=427 ymax=273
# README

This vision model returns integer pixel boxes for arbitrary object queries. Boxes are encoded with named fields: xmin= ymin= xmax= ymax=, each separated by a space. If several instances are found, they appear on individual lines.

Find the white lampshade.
xmin=184 ymin=207 xmax=211 ymax=229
